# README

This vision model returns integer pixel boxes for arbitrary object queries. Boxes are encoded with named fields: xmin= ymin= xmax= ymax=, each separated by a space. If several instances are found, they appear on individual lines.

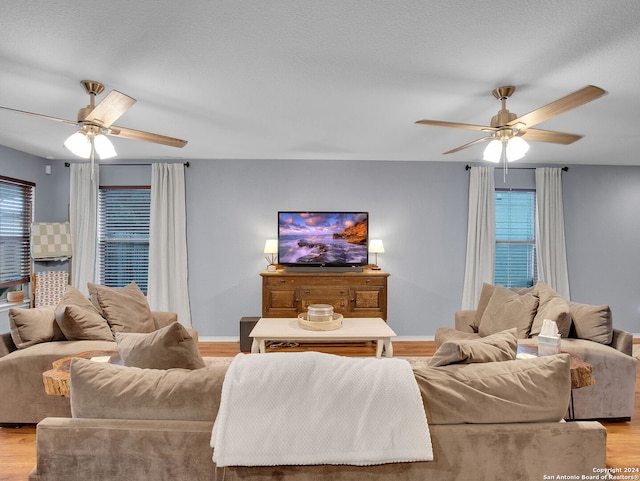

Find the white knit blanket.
xmin=211 ymin=352 xmax=432 ymax=467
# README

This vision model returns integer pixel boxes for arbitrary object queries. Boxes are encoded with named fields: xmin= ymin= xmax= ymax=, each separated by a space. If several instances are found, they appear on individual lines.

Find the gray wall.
xmin=1 ymin=148 xmax=638 ymax=336
xmin=563 ymin=166 xmax=640 ymax=331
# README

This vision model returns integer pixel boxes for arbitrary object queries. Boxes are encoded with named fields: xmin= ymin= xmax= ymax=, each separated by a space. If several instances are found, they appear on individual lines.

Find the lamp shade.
xmin=264 ymin=239 xmax=278 ymax=254
xmin=64 ymin=131 xmax=92 ymax=159
xmin=368 ymin=239 xmax=384 ymax=253
xmin=482 ymin=139 xmax=503 ymax=163
xmin=505 ymin=136 xmax=529 ymax=162
xmin=94 ymin=134 xmax=117 ymax=159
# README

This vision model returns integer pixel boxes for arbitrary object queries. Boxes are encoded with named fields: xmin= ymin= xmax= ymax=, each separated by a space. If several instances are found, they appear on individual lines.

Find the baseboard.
xmin=198 ymin=336 xmax=239 ymax=343
xmin=198 ymin=335 xmax=435 ymax=343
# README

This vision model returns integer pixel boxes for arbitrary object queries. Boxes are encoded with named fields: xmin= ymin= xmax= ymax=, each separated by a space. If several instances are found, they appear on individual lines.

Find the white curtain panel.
xmin=69 ymin=163 xmax=99 ymax=296
xmin=535 ymin=168 xmax=570 ymax=300
xmin=461 ymin=167 xmax=496 ymax=310
xmin=148 ymin=163 xmax=192 ymax=327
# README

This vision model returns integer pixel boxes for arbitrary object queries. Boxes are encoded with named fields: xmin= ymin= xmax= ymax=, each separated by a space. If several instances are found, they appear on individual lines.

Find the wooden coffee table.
xmin=42 ymin=350 xmax=121 ymax=397
xmin=250 ymin=317 xmax=397 ymax=358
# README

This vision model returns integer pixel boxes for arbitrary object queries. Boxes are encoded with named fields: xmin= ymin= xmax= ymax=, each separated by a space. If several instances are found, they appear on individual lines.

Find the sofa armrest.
xmin=152 ymin=311 xmax=178 ymax=330
xmin=454 ymin=310 xmax=477 ymax=333
xmin=0 ymin=332 xmax=16 ymax=358
xmin=610 ymin=328 xmax=633 ymax=357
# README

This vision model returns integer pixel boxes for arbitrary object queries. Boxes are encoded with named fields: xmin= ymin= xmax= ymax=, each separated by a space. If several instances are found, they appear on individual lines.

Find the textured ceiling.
xmin=1 ymin=0 xmax=639 ymax=165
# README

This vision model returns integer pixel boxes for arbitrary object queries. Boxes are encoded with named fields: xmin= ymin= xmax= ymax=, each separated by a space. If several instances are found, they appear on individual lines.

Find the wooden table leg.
xmin=383 ymin=338 xmax=393 ymax=358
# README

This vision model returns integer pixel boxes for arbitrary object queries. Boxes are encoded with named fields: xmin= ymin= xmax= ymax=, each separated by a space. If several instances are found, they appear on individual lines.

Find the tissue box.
xmin=538 ymin=334 xmax=561 ymax=356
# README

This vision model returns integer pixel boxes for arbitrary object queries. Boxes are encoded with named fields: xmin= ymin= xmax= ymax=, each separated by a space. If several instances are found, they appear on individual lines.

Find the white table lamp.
xmin=264 ymin=239 xmax=278 ymax=271
xmin=369 ymin=239 xmax=384 ymax=270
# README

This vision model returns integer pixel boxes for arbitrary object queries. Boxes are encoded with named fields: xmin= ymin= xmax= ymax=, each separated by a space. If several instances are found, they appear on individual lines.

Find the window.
xmin=98 ymin=187 xmax=150 ymax=292
xmin=494 ymin=189 xmax=537 ymax=288
xmin=0 ymin=176 xmax=34 ymax=291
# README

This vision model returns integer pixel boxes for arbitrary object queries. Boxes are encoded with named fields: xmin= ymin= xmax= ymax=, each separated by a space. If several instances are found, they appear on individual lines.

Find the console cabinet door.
xmin=263 ymin=288 xmax=299 ymax=317
xmin=349 ymin=286 xmax=386 ymax=317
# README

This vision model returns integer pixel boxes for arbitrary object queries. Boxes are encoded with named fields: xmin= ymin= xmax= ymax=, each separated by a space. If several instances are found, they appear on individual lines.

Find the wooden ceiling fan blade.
xmin=443 ymin=136 xmax=491 ymax=154
xmin=0 ymin=106 xmax=77 ymax=126
xmin=84 ymin=90 xmax=136 ymax=127
xmin=416 ymin=119 xmax=494 ymax=132
xmin=507 ymin=85 xmax=607 ymax=129
xmin=107 ymin=125 xmax=188 ymax=148
xmin=520 ymin=128 xmax=582 ymax=145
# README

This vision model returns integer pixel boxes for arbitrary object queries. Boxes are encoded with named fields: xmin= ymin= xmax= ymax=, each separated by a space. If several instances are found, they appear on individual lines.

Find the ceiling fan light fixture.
xmin=93 ymin=133 xmax=117 ymax=159
xmin=483 ymin=139 xmax=503 ymax=163
xmin=64 ymin=131 xmax=91 ymax=159
xmin=505 ymin=136 xmax=529 ymax=162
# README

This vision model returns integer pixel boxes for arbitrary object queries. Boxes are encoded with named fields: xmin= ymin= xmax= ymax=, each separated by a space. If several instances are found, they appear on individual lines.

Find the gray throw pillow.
xmin=9 ymin=307 xmax=65 ymax=348
xmin=115 ymin=321 xmax=206 ymax=370
xmin=569 ymin=302 xmax=613 ymax=345
xmin=429 ymin=328 xmax=518 ymax=367
xmin=70 ymin=357 xmax=227 ymax=421
xmin=478 ymin=286 xmax=539 ymax=338
xmin=56 ymin=304 xmax=114 ymax=341
xmin=413 ymin=354 xmax=571 ymax=425
xmin=88 ymin=282 xmax=156 ymax=334
xmin=530 ymin=282 xmax=572 ymax=338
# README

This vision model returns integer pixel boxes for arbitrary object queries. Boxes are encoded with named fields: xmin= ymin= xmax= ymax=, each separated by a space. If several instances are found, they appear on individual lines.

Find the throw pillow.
xmin=9 ymin=307 xmax=65 ymax=349
xmin=478 ymin=285 xmax=539 ymax=338
xmin=88 ymin=282 xmax=155 ymax=333
xmin=569 ymin=302 xmax=613 ymax=345
xmin=70 ymin=357 xmax=227 ymax=421
xmin=413 ymin=354 xmax=571 ymax=425
xmin=530 ymin=282 xmax=572 ymax=337
xmin=433 ymin=327 xmax=480 ymax=349
xmin=57 ymin=285 xmax=99 ymax=312
xmin=473 ymin=283 xmax=495 ymax=331
xmin=429 ymin=328 xmax=518 ymax=367
xmin=473 ymin=283 xmax=535 ymax=332
xmin=115 ymin=321 xmax=206 ymax=370
xmin=56 ymin=305 xmax=114 ymax=341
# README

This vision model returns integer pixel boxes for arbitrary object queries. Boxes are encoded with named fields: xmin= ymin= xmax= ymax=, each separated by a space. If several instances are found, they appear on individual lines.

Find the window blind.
xmin=494 ymin=190 xmax=537 ymax=288
xmin=98 ymin=187 xmax=150 ymax=292
xmin=0 ymin=176 xmax=34 ymax=288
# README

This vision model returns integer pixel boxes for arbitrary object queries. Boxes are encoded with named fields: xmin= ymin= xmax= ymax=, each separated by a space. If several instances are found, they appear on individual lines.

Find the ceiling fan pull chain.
xmin=90 ymin=135 xmax=95 ymax=180
xmin=503 ymin=142 xmax=507 ymax=183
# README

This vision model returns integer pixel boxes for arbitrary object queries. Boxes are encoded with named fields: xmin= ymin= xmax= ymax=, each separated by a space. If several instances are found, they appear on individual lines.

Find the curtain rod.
xmin=65 ymin=162 xmax=190 ymax=167
xmin=465 ymin=164 xmax=568 ymax=171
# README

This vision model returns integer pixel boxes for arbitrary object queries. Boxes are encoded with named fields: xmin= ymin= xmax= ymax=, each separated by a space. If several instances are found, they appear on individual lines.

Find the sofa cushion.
xmin=413 ymin=354 xmax=571 ymax=424
xmin=9 ymin=307 xmax=65 ymax=348
xmin=115 ymin=322 xmax=206 ymax=370
xmin=88 ymin=282 xmax=155 ymax=333
xmin=478 ymin=286 xmax=539 ymax=338
xmin=530 ymin=282 xmax=572 ymax=338
xmin=568 ymin=302 xmax=613 ymax=345
xmin=429 ymin=328 xmax=518 ymax=367
xmin=70 ymin=357 xmax=226 ymax=421
xmin=56 ymin=305 xmax=115 ymax=341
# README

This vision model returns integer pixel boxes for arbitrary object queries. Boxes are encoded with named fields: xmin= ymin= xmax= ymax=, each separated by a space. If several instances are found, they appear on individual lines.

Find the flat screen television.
xmin=278 ymin=211 xmax=369 ymax=267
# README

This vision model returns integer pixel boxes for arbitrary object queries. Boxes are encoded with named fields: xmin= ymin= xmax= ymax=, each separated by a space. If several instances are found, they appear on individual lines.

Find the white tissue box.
xmin=538 ymin=334 xmax=561 ymax=356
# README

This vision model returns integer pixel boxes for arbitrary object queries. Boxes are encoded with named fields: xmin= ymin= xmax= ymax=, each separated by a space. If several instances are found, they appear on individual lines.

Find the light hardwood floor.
xmin=1 ymin=340 xmax=638 ymax=481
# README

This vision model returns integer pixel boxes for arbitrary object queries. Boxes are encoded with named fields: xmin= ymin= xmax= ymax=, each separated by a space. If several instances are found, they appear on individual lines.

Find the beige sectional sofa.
xmin=29 ymin=353 xmax=607 ymax=481
xmin=444 ymin=282 xmax=637 ymax=421
xmin=0 ymin=282 xmax=194 ymax=425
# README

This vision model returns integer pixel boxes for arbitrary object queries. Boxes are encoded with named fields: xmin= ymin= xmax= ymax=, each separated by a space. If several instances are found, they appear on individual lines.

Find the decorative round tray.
xmin=297 ymin=312 xmax=343 ymax=331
